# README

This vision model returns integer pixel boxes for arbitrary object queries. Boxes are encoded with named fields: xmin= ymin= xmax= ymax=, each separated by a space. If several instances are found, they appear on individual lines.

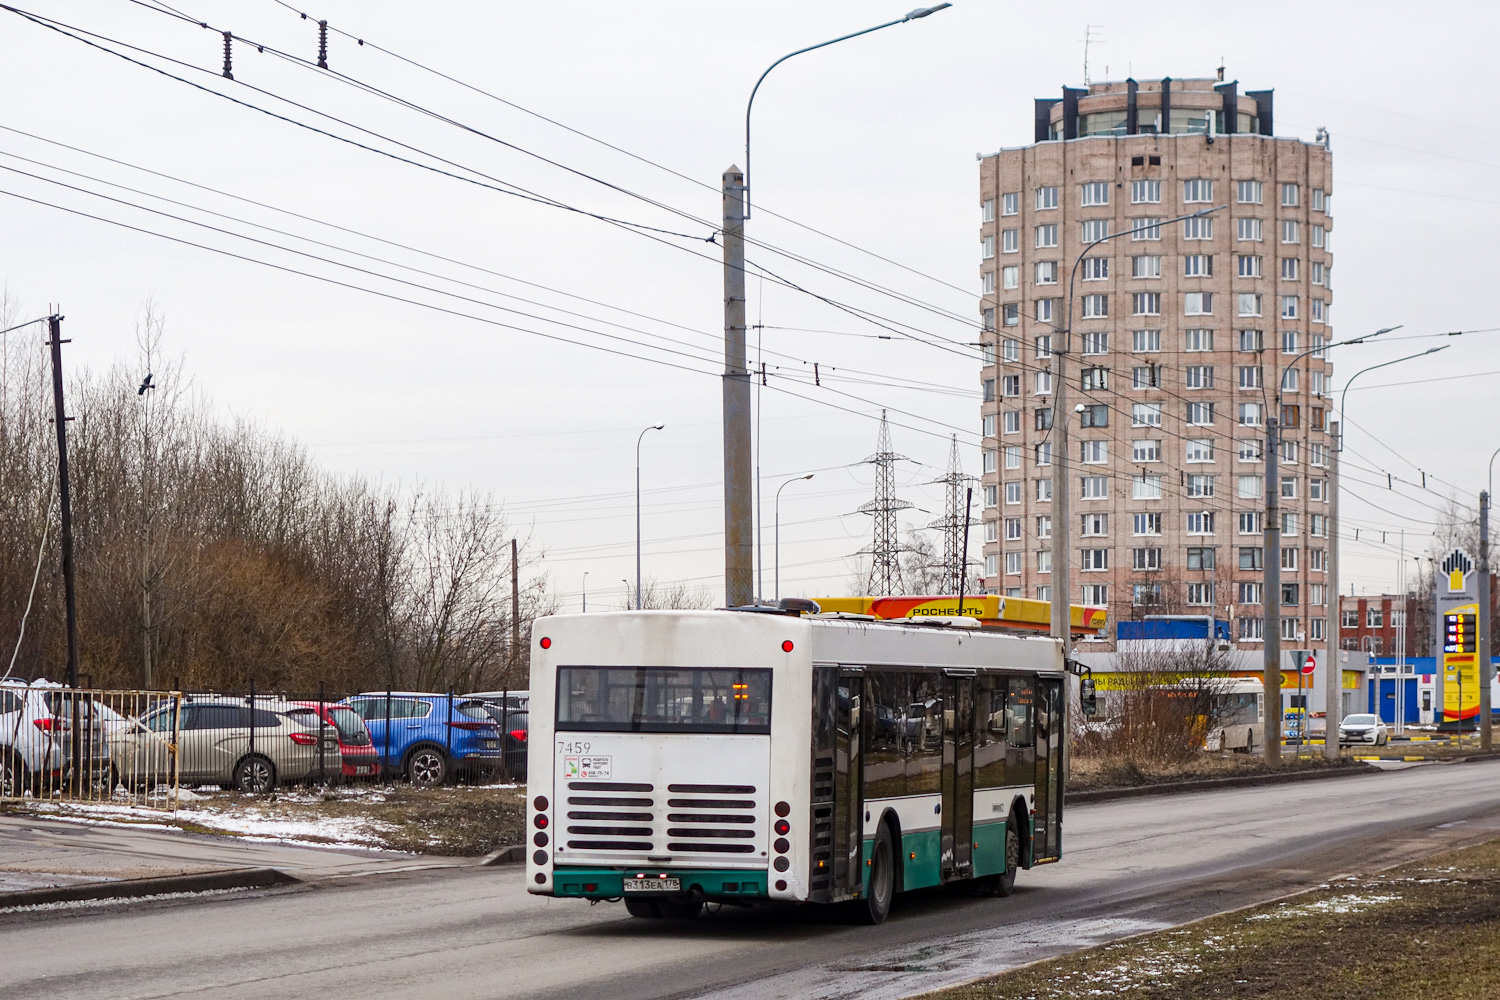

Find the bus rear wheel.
xmin=852 ymin=824 xmax=895 ymax=924
xmin=625 ymin=898 xmax=702 ymax=919
xmin=994 ymin=815 xmax=1020 ymax=897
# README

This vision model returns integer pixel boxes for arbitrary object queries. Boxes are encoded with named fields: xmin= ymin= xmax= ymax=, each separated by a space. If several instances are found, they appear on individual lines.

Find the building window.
xmin=1001 ymin=375 xmax=1020 ymax=396
xmin=984 ymin=484 xmax=998 ymax=507
xmin=1281 ymin=330 xmax=1298 ymax=354
xmin=1135 ymin=583 xmax=1164 ymax=605
xmin=1034 ymin=260 xmax=1059 ymax=285
xmin=1236 ymin=217 xmax=1263 ymax=242
xmin=1036 ymin=186 xmax=1058 ymax=210
xmin=1035 ymin=479 xmax=1052 ymax=501
xmin=983 ymin=520 xmax=999 ymax=543
xmin=1079 ymin=403 xmax=1108 ymax=427
xmin=1238 ymin=438 xmax=1262 ymax=461
xmin=1185 ymin=329 xmax=1214 ymax=352
xmin=1279 ymin=439 xmax=1299 ymax=464
xmin=1185 ymin=292 xmax=1213 ymax=315
xmin=1309 ymin=547 xmax=1326 ymax=571
xmin=1281 ymin=257 xmax=1299 ymax=281
xmin=1081 ymin=181 xmax=1110 ymax=206
xmin=1238 ymin=402 xmax=1263 ymax=426
xmin=1036 ymin=585 xmax=1051 ymax=602
xmin=1183 ymin=178 xmax=1213 ymax=203
xmin=1367 ymin=608 xmax=1384 ymax=628
xmin=1133 ymin=365 xmax=1160 ymax=389
xmin=1282 ymin=512 xmax=1299 ymax=536
xmin=1238 ymin=616 xmax=1264 ymax=640
xmin=1186 ymin=401 xmax=1215 ymax=425
xmin=1281 ymin=295 xmax=1299 ymax=319
xmin=1239 ymin=366 xmax=1262 ymax=390
xmin=1082 ymin=293 xmax=1109 ymax=319
xmin=1185 ymin=365 xmax=1214 ymax=389
xmin=982 ymin=308 xmax=995 ymax=331
xmin=982 ymin=271 xmax=996 ymax=295
xmin=1004 ymin=482 xmax=1022 ymax=504
xmin=1309 ymin=478 xmax=1325 ymax=501
xmin=1036 ymin=224 xmax=1058 ymax=249
xmin=1081 ymin=219 xmax=1110 ymax=243
xmin=1281 ymin=401 xmax=1300 ymax=426
xmin=1003 ymin=517 xmax=1023 ymax=541
xmin=1239 ymin=547 xmax=1264 ymax=570
xmin=1238 ymin=511 xmax=1262 ymax=535
xmin=1081 ymin=332 xmax=1108 ymax=355
xmin=1132 ymin=402 xmax=1162 ymax=426
xmin=1081 ymin=549 xmax=1109 ymax=571
xmin=1281 ymin=617 xmax=1301 ymax=641
xmin=1036 ymin=298 xmax=1056 ymax=322
xmin=1238 ymin=475 xmax=1264 ymax=499
xmin=1182 ymin=216 xmax=1213 ymax=241
xmin=1003 ymin=552 xmax=1022 ymax=575
xmin=983 ymin=413 xmax=996 ymax=438
xmin=1001 ymin=446 xmax=1019 ymax=470
xmin=1034 ymin=442 xmax=1051 ymax=465
xmin=1311 ymin=299 xmax=1326 ymax=324
xmin=1186 ymin=474 xmax=1216 ymax=498
xmin=1081 ymin=512 xmax=1108 ymax=536
xmin=1133 ymin=292 xmax=1162 ymax=316
xmin=1082 ymin=584 xmax=1108 ymax=606
xmin=1237 ymin=254 xmax=1262 ymax=278
xmin=1132 ymin=439 xmax=1162 ymax=462
xmin=1281 ymin=219 xmax=1300 ymax=244
xmin=1133 ymin=512 xmax=1162 ymax=535
xmin=1035 ymin=335 xmax=1053 ymax=358
xmin=1281 ymin=182 xmax=1300 ymax=207
xmin=1239 ymin=582 xmax=1263 ymax=604
xmin=1183 ymin=254 xmax=1213 ymax=277
xmin=1238 ymin=293 xmax=1262 ymax=318
xmin=1034 ymin=407 xmax=1053 ymax=431
xmin=1236 ymin=179 xmax=1263 ymax=204
xmin=1309 ymin=617 xmax=1326 ymax=640
xmin=1132 ymin=548 xmax=1163 ymax=571
xmin=1132 ymin=255 xmax=1162 ymax=280
xmin=1081 ymin=257 xmax=1109 ymax=281
xmin=1312 ymin=188 xmax=1326 ymax=212
xmin=982 ymin=199 xmax=995 ymax=223
xmin=1238 ymin=329 xmax=1264 ymax=352
xmin=1131 ymin=217 xmax=1162 ymax=241
xmin=1282 ymin=547 xmax=1299 ymax=571
xmin=1080 ymin=367 xmax=1108 ymax=391
xmin=1132 ymin=474 xmax=1163 ymax=500
xmin=1034 ymin=371 xmax=1052 ymax=395
xmin=1187 ymin=547 xmax=1216 ymax=571
xmin=1132 ymin=179 xmax=1161 ymax=204
xmin=1036 ymin=550 xmax=1052 ymax=573
xmin=1311 ymin=261 xmax=1326 ymax=286
xmin=1081 ymin=476 xmax=1109 ymax=499
xmin=1186 ymin=438 xmax=1215 ymax=463
xmin=1080 ymin=440 xmax=1108 ymax=465
xmin=1003 ymin=304 xmax=1019 ymax=326
xmin=1002 ymin=265 xmax=1018 ymax=289
xmin=1132 ymin=329 xmax=1161 ymax=353
xmin=1002 ymin=338 xmax=1020 ymax=362
xmin=1002 ymin=192 xmax=1019 ymax=216
xmin=1002 ymin=229 xmax=1019 ymax=253
xmin=1036 ymin=515 xmax=1052 ymax=538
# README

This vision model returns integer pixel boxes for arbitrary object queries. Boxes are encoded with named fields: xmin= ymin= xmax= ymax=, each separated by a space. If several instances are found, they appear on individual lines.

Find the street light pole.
xmin=1050 ymin=207 xmax=1225 ymax=651
xmin=1481 ymin=446 xmax=1500 ymax=750
xmin=582 ymin=572 xmax=588 ymax=613
xmin=725 ymin=5 xmax=951 ymax=609
xmin=636 ymin=423 xmax=664 ymax=610
xmin=774 ymin=474 xmax=814 ymax=602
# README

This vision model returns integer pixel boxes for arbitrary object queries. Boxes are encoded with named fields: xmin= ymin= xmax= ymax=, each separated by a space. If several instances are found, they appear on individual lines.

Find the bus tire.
xmin=853 ymin=823 xmax=895 ymax=925
xmin=656 ymin=899 xmax=703 ymax=920
xmin=994 ymin=810 xmax=1021 ymax=897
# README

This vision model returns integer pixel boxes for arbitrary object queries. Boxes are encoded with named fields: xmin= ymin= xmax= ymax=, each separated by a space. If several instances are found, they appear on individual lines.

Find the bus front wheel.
xmin=853 ymin=824 xmax=895 ymax=924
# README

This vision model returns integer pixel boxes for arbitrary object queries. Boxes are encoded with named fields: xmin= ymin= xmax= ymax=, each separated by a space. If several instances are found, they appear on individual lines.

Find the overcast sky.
xmin=1 ymin=0 xmax=1496 ymax=610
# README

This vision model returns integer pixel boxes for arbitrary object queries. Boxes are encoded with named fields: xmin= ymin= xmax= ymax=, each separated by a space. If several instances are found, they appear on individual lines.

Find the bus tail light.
xmin=509 ymin=730 xmax=528 ymax=741
xmin=534 ymin=814 xmax=549 ymax=829
xmin=774 ymin=801 xmax=791 ymax=817
xmin=774 ymin=819 xmax=790 ymax=836
xmin=781 ymin=640 xmax=794 ymax=652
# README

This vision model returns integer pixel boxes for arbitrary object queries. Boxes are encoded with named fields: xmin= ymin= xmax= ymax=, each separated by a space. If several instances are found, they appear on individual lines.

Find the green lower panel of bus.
xmin=863 ymin=819 xmax=1012 ymax=894
xmin=552 ymin=867 xmax=769 ymax=900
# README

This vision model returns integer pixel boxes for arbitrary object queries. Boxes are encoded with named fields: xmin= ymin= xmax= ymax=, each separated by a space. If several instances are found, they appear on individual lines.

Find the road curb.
xmin=1067 ymin=762 xmax=1378 ymax=804
xmin=482 ymin=845 xmax=525 ymax=866
xmin=0 ymin=867 xmax=299 ymax=908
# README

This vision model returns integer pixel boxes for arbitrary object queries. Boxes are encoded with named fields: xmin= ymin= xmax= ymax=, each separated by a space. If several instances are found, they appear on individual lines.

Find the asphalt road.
xmin=4 ymin=759 xmax=1500 ymax=1000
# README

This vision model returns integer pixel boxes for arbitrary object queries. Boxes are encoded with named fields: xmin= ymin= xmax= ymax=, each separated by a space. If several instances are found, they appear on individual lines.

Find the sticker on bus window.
xmin=563 ymin=755 xmax=612 ymax=780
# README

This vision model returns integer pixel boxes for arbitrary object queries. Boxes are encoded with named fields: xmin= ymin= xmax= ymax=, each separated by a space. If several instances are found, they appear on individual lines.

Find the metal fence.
xmin=1 ymin=682 xmax=528 ymax=808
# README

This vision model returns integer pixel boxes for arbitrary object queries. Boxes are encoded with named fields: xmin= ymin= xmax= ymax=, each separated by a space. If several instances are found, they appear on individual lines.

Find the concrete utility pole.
xmin=1481 ymin=489 xmax=1493 ymax=750
xmin=47 ymin=314 xmax=79 ymax=692
xmin=722 ymin=166 xmax=753 ymax=607
xmin=510 ymin=538 xmax=520 ymax=684
xmin=1325 ymin=419 xmax=1342 ymax=759
xmin=1263 ymin=416 xmax=1282 ymax=766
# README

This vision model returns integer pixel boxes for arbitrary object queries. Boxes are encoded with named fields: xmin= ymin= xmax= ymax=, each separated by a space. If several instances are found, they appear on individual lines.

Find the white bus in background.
xmin=525 ymin=607 xmax=1069 ymax=924
xmin=1152 ymin=677 xmax=1265 ymax=753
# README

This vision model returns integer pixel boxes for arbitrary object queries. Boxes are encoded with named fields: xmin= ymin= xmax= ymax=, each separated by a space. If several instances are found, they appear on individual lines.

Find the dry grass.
xmin=921 ymin=838 xmax=1500 ymax=1000
xmin=1067 ymin=751 xmax=1362 ymax=793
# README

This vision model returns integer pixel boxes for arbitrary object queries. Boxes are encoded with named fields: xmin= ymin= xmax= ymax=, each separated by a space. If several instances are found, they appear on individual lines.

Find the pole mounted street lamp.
xmin=622 ymin=578 xmax=631 ymax=610
xmin=636 ymin=423 xmax=665 ymax=611
xmin=1049 ymin=205 xmax=1227 ymax=652
xmin=722 ymin=4 xmax=950 ymax=609
xmin=774 ymin=474 xmax=814 ymax=602
xmin=582 ymin=572 xmax=589 ymax=613
xmin=743 ymin=4 xmax=952 ymax=218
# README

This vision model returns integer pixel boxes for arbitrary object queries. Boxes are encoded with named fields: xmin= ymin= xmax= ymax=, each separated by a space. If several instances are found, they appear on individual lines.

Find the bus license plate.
xmin=624 ymin=878 xmax=680 ymax=893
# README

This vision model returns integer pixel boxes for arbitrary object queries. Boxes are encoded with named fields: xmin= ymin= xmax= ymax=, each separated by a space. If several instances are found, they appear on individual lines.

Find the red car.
xmin=292 ymin=701 xmax=380 ymax=780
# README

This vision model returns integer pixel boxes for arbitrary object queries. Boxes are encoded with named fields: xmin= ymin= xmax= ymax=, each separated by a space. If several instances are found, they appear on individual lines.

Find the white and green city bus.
xmin=525 ymin=606 xmax=1069 ymax=923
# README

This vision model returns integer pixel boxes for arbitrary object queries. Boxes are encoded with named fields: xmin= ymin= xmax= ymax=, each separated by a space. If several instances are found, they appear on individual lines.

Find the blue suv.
xmin=341 ymin=693 xmax=504 ymax=786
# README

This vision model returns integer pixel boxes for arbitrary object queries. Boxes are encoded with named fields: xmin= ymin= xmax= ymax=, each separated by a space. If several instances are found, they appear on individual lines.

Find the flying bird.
xmin=138 ymin=373 xmax=154 ymax=395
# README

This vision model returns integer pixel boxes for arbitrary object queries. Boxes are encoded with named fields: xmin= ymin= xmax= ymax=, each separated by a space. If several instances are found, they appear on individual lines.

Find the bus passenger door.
xmin=941 ymin=673 xmax=975 ymax=881
xmin=810 ymin=666 xmax=864 ymax=901
xmin=1032 ymin=676 xmax=1064 ymax=863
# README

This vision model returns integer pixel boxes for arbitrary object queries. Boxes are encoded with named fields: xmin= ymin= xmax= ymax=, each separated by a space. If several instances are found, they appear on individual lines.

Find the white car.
xmin=1338 ymin=713 xmax=1390 ymax=746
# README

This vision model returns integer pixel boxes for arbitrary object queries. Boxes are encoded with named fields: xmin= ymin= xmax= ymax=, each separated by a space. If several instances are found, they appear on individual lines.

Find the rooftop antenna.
xmin=1082 ymin=25 xmax=1104 ymax=85
xmin=1217 ymin=61 xmax=1225 ymax=82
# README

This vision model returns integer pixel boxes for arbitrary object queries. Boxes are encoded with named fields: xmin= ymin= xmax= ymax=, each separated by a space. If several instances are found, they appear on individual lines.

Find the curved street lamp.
xmin=774 ymin=474 xmax=814 ymax=602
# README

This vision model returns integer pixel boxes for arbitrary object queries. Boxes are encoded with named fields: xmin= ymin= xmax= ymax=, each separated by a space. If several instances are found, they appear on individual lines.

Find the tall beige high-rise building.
xmin=977 ymin=77 xmax=1335 ymax=649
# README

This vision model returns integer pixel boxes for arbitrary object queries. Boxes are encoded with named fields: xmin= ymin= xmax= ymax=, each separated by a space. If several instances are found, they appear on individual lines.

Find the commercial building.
xmin=978 ymin=76 xmax=1335 ymax=650
xmin=1339 ymin=592 xmax=1419 ymax=658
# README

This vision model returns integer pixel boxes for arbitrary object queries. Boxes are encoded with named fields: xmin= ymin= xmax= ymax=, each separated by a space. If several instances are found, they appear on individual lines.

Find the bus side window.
xmin=974 ymin=677 xmax=1007 ymax=789
xmin=907 ymin=672 xmax=942 ymax=796
xmin=863 ymin=671 xmax=906 ymax=800
xmin=1006 ymin=676 xmax=1035 ymax=748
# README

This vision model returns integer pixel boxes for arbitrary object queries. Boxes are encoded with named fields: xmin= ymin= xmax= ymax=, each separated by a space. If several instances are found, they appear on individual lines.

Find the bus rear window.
xmin=556 ymin=667 xmax=772 ymax=735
